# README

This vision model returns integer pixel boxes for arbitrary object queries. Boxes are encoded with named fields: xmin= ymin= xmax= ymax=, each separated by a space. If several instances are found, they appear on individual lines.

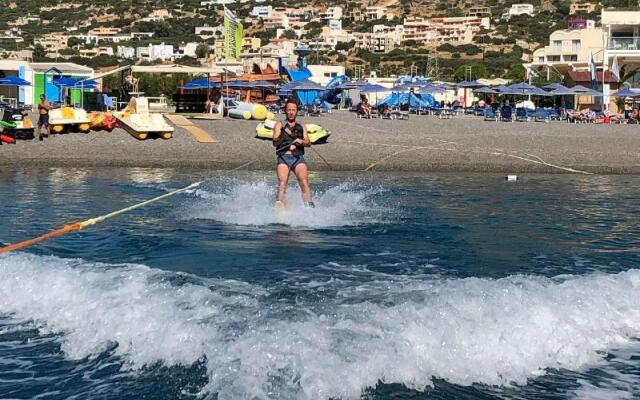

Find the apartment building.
xmin=136 ymin=43 xmax=175 ymax=61
xmin=466 ymin=6 xmax=491 ymax=18
xmin=402 ymin=16 xmax=490 ymax=44
xmin=602 ymin=9 xmax=640 ymax=88
xmin=250 ymin=6 xmax=272 ymax=18
xmin=320 ymin=6 xmax=343 ymax=21
xmin=570 ymin=1 xmax=596 ymax=15
xmin=34 ymin=33 xmax=69 ymax=54
xmin=365 ymin=6 xmax=388 ymax=21
xmin=501 ymin=4 xmax=534 ymax=21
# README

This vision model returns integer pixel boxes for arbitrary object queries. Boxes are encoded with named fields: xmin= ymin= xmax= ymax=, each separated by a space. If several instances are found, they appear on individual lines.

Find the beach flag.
xmin=589 ymin=51 xmax=597 ymax=88
xmin=224 ymin=6 xmax=243 ymax=61
xmin=611 ymin=55 xmax=620 ymax=82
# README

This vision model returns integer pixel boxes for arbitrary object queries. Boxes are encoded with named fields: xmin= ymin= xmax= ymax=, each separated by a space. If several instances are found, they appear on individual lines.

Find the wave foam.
xmin=1 ymin=254 xmax=640 ymax=399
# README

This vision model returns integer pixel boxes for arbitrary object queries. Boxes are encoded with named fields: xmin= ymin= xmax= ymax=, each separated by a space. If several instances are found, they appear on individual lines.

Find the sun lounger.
xmin=483 ymin=108 xmax=498 ymax=121
xmin=533 ymin=109 xmax=550 ymax=122
xmin=515 ymin=107 xmax=532 ymax=122
xmin=500 ymin=106 xmax=513 ymax=122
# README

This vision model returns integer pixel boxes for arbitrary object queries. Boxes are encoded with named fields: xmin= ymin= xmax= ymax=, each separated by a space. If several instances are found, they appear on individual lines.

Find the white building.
xmin=329 ymin=19 xmax=342 ymax=31
xmin=250 ymin=6 xmax=272 ymax=18
xmin=403 ymin=16 xmax=490 ymax=44
xmin=307 ymin=64 xmax=345 ymax=85
xmin=502 ymin=4 xmax=535 ymax=21
xmin=179 ymin=42 xmax=200 ymax=58
xmin=117 ymin=46 xmax=136 ymax=59
xmin=136 ymin=43 xmax=175 ymax=61
xmin=320 ymin=6 xmax=343 ymax=21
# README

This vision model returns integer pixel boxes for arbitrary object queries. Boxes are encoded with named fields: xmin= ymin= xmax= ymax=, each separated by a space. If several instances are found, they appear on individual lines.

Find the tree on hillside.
xmin=195 ymin=43 xmax=209 ymax=58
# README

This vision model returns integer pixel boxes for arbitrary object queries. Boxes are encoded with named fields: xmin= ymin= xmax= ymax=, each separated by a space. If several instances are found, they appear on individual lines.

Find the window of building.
xmin=538 ymin=56 xmax=544 ymax=63
xmin=548 ymin=55 xmax=561 ymax=62
xmin=552 ymin=40 xmax=562 ymax=50
xmin=566 ymin=55 xmax=577 ymax=62
xmin=572 ymin=40 xmax=580 ymax=52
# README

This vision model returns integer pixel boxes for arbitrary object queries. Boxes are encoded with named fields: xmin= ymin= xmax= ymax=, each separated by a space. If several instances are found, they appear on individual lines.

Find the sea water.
xmin=0 ymin=168 xmax=639 ymax=400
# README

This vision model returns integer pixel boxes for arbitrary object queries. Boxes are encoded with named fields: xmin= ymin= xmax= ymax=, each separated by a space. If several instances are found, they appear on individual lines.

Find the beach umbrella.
xmin=0 ymin=76 xmax=31 ymax=86
xmin=570 ymin=85 xmax=602 ymax=96
xmin=359 ymin=83 xmax=388 ymax=93
xmin=456 ymin=80 xmax=485 ymax=88
xmin=493 ymin=84 xmax=510 ymax=93
xmin=291 ymin=79 xmax=325 ymax=106
xmin=542 ymin=82 xmax=568 ymax=91
xmin=358 ymin=83 xmax=389 ymax=105
xmin=291 ymin=79 xmax=324 ymax=91
xmin=474 ymin=86 xmax=498 ymax=94
xmin=610 ymin=87 xmax=640 ymax=97
xmin=547 ymin=87 xmax=577 ymax=96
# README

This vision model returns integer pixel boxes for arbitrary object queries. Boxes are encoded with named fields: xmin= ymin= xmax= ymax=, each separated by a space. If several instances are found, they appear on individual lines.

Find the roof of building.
xmin=566 ymin=70 xmax=618 ymax=83
xmin=30 ymin=62 xmax=93 ymax=75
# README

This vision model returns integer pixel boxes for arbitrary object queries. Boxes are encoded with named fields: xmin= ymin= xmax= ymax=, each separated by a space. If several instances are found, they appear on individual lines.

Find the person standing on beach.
xmin=273 ymin=99 xmax=314 ymax=208
xmin=36 ymin=94 xmax=50 ymax=141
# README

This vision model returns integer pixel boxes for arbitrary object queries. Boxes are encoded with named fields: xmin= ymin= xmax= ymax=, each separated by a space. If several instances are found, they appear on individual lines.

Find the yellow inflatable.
xmin=255 ymin=120 xmax=330 ymax=144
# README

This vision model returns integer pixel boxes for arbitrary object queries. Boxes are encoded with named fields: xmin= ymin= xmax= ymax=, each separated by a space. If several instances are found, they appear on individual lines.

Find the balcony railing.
xmin=608 ymin=37 xmax=640 ymax=50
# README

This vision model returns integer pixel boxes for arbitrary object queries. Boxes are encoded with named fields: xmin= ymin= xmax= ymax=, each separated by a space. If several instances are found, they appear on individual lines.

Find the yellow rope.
xmin=0 ymin=181 xmax=203 ymax=254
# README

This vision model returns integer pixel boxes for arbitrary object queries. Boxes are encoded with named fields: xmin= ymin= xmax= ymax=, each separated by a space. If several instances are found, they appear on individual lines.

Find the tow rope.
xmin=0 ymin=181 xmax=203 ymax=254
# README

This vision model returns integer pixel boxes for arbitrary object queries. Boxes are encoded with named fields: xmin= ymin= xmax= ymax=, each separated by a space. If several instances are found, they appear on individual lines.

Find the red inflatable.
xmin=102 ymin=115 xmax=117 ymax=131
xmin=0 ymin=134 xmax=16 ymax=144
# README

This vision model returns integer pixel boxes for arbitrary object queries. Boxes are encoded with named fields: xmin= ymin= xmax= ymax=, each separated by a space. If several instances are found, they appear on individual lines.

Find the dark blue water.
xmin=1 ymin=167 xmax=639 ymax=399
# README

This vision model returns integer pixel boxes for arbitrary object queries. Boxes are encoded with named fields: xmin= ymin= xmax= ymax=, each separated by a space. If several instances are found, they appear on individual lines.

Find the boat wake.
xmin=1 ymin=253 xmax=640 ymax=399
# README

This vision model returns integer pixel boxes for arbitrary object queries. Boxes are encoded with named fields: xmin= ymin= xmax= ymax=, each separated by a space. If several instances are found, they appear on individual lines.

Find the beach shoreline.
xmin=2 ymin=111 xmax=640 ymax=174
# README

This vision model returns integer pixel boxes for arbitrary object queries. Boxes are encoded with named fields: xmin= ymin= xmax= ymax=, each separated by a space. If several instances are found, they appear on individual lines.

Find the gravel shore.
xmin=2 ymin=111 xmax=640 ymax=174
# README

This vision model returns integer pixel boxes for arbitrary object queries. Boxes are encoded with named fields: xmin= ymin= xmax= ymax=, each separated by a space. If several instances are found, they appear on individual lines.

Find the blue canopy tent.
xmin=0 ymin=76 xmax=31 ymax=87
xmin=52 ymin=77 xmax=98 ymax=107
xmin=0 ymin=76 xmax=31 ymax=108
xmin=375 ymin=92 xmax=435 ymax=109
xmin=291 ymin=79 xmax=324 ymax=106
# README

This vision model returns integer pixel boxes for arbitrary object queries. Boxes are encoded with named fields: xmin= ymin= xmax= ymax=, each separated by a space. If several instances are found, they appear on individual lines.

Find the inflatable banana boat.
xmin=255 ymin=120 xmax=330 ymax=144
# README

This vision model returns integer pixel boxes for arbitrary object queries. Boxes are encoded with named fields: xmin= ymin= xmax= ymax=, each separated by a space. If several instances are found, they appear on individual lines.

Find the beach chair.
xmin=438 ymin=108 xmax=454 ymax=119
xmin=483 ymin=108 xmax=498 ymax=121
xmin=500 ymin=106 xmax=513 ymax=122
xmin=515 ymin=107 xmax=531 ymax=122
xmin=304 ymin=104 xmax=321 ymax=117
xmin=533 ymin=109 xmax=550 ymax=123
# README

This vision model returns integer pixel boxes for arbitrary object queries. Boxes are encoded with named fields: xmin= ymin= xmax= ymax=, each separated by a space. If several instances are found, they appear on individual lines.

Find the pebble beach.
xmin=2 ymin=111 xmax=640 ymax=174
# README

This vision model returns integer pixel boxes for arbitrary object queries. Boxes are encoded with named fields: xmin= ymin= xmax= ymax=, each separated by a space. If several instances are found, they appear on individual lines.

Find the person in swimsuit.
xmin=273 ymin=99 xmax=314 ymax=208
xmin=36 ymin=94 xmax=50 ymax=141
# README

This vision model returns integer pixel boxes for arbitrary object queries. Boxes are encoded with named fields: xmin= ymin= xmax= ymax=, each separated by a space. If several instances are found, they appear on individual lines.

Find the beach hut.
xmin=30 ymin=63 xmax=94 ymax=105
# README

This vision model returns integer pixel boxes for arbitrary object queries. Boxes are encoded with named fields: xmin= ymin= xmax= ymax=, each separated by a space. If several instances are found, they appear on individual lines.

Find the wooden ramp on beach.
xmin=165 ymin=114 xmax=216 ymax=143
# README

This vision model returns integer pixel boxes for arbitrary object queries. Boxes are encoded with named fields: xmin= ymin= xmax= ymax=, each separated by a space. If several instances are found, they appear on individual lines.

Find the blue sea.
xmin=1 ymin=167 xmax=639 ymax=400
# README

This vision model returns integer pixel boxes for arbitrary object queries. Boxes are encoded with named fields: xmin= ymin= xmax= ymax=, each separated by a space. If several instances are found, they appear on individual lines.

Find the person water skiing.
xmin=273 ymin=98 xmax=314 ymax=208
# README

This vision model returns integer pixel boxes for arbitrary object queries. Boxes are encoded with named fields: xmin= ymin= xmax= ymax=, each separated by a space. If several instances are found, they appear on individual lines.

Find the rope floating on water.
xmin=0 ymin=181 xmax=203 ymax=255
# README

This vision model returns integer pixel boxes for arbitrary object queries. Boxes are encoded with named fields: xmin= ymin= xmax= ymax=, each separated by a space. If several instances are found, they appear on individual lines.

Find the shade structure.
xmin=457 ymin=80 xmax=485 ymax=88
xmin=474 ymin=86 xmax=499 ymax=94
xmin=610 ymin=87 xmax=640 ymax=97
xmin=0 ymin=76 xmax=31 ymax=86
xmin=492 ymin=84 xmax=511 ymax=93
xmin=358 ymin=83 xmax=388 ymax=93
xmin=419 ymin=84 xmax=447 ymax=94
xmin=226 ymin=80 xmax=256 ymax=89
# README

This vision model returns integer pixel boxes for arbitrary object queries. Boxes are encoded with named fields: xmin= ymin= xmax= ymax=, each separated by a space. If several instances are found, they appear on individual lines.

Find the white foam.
xmin=183 ymin=179 xmax=385 ymax=228
xmin=1 ymin=254 xmax=640 ymax=399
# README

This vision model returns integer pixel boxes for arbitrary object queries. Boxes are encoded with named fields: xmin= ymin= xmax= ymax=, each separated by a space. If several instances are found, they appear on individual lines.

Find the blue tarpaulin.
xmin=375 ymin=92 xmax=436 ymax=109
